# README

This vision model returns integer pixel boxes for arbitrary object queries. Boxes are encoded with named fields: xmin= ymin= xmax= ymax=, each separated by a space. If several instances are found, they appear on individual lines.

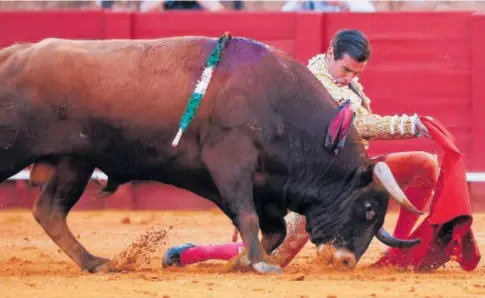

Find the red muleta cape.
xmin=374 ymin=116 xmax=481 ymax=271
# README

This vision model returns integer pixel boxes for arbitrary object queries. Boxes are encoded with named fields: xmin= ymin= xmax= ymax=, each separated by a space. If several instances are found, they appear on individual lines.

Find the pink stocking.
xmin=179 ymin=242 xmax=245 ymax=266
xmin=179 ymin=212 xmax=309 ymax=267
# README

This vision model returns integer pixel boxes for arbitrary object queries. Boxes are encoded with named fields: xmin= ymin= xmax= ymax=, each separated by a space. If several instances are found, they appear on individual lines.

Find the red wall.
xmin=0 ymin=11 xmax=483 ymax=210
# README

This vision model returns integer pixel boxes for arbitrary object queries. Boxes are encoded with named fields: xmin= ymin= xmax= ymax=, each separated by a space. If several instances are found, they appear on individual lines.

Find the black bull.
xmin=0 ymin=35 xmax=423 ymax=274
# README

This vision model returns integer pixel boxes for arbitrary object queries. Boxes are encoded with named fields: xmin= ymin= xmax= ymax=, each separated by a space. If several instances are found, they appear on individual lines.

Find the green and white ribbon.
xmin=172 ymin=32 xmax=232 ymax=147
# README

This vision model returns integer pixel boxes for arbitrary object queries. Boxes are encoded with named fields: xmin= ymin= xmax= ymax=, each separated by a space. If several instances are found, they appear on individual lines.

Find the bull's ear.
xmin=358 ymin=162 xmax=375 ymax=187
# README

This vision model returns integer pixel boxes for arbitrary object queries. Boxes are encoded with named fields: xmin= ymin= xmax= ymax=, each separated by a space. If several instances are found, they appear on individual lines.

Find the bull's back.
xmin=21 ymin=37 xmax=217 ymax=127
xmin=20 ymin=36 xmax=286 ymax=135
xmin=13 ymin=37 xmax=282 ymax=164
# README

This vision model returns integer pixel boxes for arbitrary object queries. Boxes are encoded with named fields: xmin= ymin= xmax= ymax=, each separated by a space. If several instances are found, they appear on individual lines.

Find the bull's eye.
xmin=364 ymin=202 xmax=375 ymax=221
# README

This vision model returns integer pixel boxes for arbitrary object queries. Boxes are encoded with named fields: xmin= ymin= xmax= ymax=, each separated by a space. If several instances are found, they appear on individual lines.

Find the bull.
xmin=0 ymin=34 xmax=422 ymax=274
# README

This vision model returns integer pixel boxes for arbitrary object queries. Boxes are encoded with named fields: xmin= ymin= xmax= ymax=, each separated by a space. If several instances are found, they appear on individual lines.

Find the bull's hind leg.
xmin=32 ymin=156 xmax=109 ymax=273
xmin=201 ymin=133 xmax=283 ymax=275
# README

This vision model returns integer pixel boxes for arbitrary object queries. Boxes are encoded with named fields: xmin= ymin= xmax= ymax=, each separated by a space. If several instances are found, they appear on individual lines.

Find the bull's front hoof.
xmin=252 ymin=262 xmax=283 ymax=275
xmin=86 ymin=257 xmax=112 ymax=273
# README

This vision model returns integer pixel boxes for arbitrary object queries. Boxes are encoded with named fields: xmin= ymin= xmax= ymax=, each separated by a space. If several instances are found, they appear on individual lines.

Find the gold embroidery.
xmin=307 ymin=54 xmax=419 ymax=142
xmin=354 ymin=113 xmax=419 ymax=140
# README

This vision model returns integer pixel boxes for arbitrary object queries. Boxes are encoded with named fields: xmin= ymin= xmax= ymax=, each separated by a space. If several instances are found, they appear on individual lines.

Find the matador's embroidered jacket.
xmin=307 ymin=54 xmax=420 ymax=148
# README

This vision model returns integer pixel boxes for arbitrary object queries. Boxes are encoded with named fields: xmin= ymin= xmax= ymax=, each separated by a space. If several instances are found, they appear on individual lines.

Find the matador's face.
xmin=326 ymin=48 xmax=368 ymax=87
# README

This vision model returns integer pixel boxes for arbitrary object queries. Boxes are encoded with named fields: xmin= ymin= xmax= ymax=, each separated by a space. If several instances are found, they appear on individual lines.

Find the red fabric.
xmin=374 ymin=116 xmax=481 ymax=271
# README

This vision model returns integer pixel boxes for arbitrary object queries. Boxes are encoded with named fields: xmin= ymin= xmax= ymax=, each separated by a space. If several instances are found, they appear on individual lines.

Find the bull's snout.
xmin=316 ymin=244 xmax=357 ymax=271
xmin=333 ymin=249 xmax=356 ymax=271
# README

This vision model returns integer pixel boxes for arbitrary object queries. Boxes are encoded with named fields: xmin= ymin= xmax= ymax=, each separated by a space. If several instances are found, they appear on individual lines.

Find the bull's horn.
xmin=376 ymin=227 xmax=421 ymax=248
xmin=373 ymin=162 xmax=425 ymax=215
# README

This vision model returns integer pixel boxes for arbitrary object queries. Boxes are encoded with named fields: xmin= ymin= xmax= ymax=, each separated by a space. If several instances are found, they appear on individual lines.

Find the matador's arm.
xmin=350 ymin=80 xmax=424 ymax=141
xmin=307 ymin=54 xmax=426 ymax=141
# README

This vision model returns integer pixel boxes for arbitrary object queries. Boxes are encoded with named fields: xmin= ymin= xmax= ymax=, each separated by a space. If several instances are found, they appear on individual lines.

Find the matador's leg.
xmin=162 ymin=212 xmax=308 ymax=268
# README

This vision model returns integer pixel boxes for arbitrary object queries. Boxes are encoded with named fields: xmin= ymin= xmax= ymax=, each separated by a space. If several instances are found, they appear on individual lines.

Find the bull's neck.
xmin=266 ymin=158 xmax=359 ymax=213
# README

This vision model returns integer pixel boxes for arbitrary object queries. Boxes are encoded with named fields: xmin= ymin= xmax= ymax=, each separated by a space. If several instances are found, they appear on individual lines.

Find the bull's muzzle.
xmin=315 ymin=228 xmax=421 ymax=270
xmin=316 ymin=244 xmax=357 ymax=271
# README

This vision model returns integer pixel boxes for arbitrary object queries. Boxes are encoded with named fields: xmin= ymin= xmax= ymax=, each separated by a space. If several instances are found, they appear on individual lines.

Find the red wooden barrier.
xmin=0 ymin=11 xmax=106 ymax=47
xmin=323 ymin=13 xmax=474 ymax=161
xmin=0 ymin=11 xmax=483 ymax=210
xmin=130 ymin=11 xmax=325 ymax=62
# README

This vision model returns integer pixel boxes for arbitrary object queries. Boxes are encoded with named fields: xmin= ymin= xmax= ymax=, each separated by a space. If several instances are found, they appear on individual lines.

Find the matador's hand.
xmin=415 ymin=117 xmax=431 ymax=138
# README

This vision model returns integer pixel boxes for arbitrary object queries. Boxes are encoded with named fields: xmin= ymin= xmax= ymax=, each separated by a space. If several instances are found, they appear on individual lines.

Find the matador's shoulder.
xmin=307 ymin=54 xmax=328 ymax=74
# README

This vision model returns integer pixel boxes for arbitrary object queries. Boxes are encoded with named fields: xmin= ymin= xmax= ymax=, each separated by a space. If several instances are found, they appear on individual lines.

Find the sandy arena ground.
xmin=0 ymin=209 xmax=484 ymax=298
